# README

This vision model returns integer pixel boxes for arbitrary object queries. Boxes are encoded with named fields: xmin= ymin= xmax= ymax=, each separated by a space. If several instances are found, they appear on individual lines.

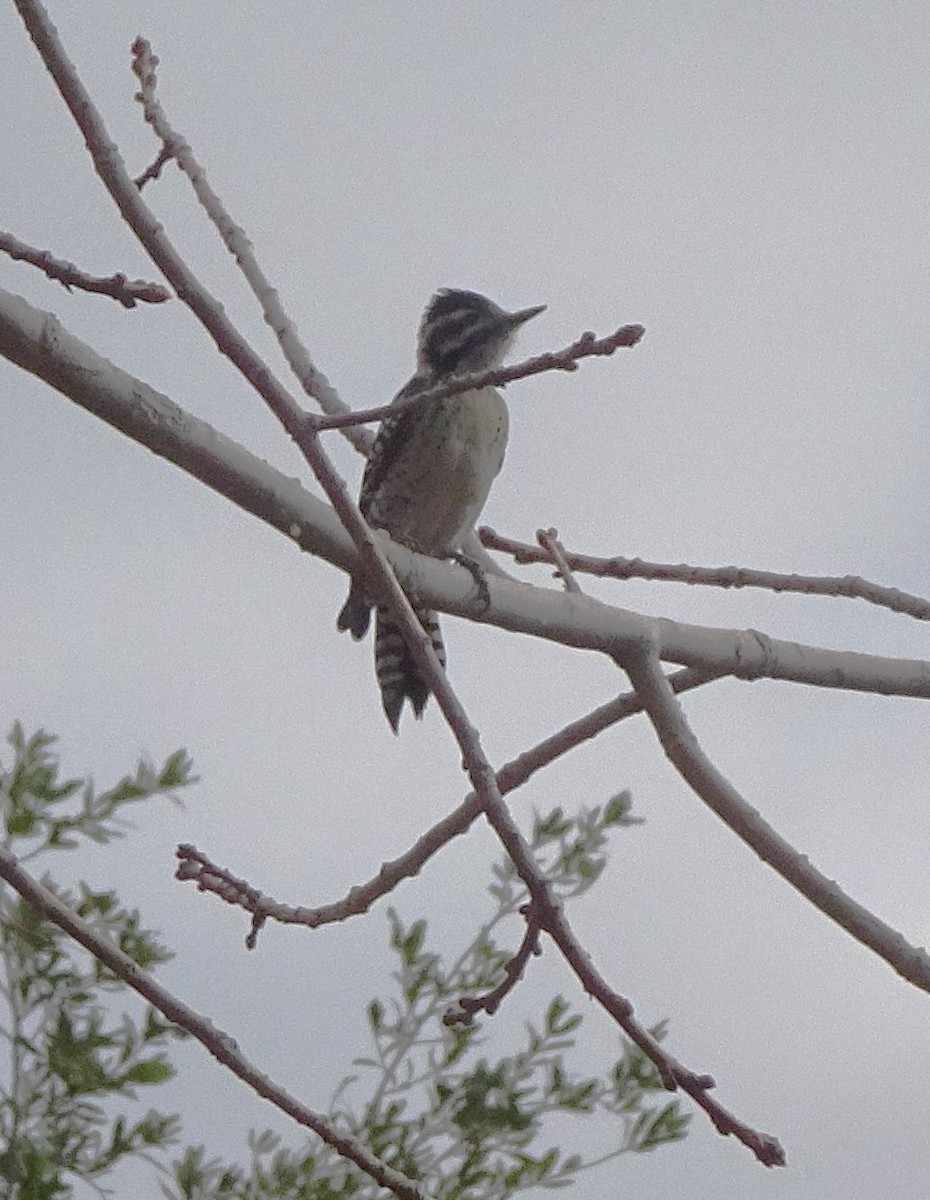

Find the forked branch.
xmin=12 ymin=4 xmax=785 ymax=1159
xmin=483 ymin=526 xmax=930 ymax=621
xmin=626 ymin=642 xmax=930 ymax=992
xmin=0 ymin=847 xmax=438 ymax=1200
xmin=175 ymin=667 xmax=721 ymax=938
xmin=13 ymin=0 xmax=927 ymax=1173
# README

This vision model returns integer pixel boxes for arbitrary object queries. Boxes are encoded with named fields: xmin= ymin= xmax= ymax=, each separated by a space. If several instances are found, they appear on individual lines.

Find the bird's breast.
xmin=370 ymin=387 xmax=508 ymax=555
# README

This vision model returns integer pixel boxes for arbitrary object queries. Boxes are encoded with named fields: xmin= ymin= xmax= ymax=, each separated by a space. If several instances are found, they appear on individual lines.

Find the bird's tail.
xmin=375 ymin=606 xmax=445 ymax=733
xmin=337 ymin=579 xmax=372 ymax=640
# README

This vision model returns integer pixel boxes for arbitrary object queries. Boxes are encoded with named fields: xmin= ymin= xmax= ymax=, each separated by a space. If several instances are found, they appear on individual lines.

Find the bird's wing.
xmin=358 ymin=374 xmax=430 ymax=518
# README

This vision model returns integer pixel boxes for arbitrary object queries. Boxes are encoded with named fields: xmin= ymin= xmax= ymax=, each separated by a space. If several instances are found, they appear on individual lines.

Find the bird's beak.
xmin=509 ymin=303 xmax=546 ymax=327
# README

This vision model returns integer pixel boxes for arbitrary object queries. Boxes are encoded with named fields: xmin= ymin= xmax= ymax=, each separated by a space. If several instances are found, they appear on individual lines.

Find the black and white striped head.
xmin=416 ymin=289 xmax=545 ymax=378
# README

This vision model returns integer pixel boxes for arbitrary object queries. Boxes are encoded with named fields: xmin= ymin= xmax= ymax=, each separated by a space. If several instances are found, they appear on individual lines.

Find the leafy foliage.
xmin=0 ymin=728 xmax=688 ymax=1200
xmin=0 ymin=724 xmax=196 ymax=1198
xmin=2 ymin=721 xmax=194 ymax=860
xmin=167 ymin=793 xmax=688 ymax=1199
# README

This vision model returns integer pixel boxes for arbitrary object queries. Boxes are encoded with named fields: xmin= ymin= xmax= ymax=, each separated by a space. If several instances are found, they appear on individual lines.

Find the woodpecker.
xmin=337 ymin=288 xmax=545 ymax=731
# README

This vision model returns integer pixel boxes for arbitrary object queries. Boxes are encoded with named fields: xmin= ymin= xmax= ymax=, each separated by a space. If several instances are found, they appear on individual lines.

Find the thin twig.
xmin=443 ymin=908 xmax=543 ymax=1026
xmin=482 ymin=526 xmax=930 ymax=621
xmin=172 ymin=656 xmax=787 ymax=1160
xmin=310 ymin=325 xmax=646 ymax=433
xmin=175 ymin=668 xmax=723 ymax=936
xmin=544 ymin=896 xmax=784 ymax=1167
xmin=129 ymin=36 xmax=367 ymax=451
xmin=0 ymin=848 xmax=438 ymax=1200
xmin=625 ymin=640 xmax=930 ymax=994
xmin=537 ymin=527 xmax=582 ymax=593
xmin=9 ymin=13 xmax=455 ymax=1193
xmin=6 ymin=2 xmax=805 ymax=1162
xmin=4 ymin=285 xmax=930 ymax=706
xmin=79 ymin=35 xmax=748 ymax=1155
xmin=133 ymin=144 xmax=174 ymax=189
xmin=0 ymin=230 xmax=169 ymax=307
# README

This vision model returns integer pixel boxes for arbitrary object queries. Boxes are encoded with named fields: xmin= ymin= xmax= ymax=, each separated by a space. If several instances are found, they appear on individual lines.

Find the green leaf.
xmin=123 ymin=1057 xmax=174 ymax=1086
xmin=545 ymin=996 xmax=581 ymax=1036
xmin=604 ymin=790 xmax=642 ymax=826
xmin=400 ymin=920 xmax=426 ymax=965
xmin=159 ymin=748 xmax=196 ymax=789
xmin=533 ymin=807 xmax=572 ymax=842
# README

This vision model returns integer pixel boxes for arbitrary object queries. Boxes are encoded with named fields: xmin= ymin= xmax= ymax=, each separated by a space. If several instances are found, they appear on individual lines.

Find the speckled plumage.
xmin=338 ymin=289 xmax=544 ymax=731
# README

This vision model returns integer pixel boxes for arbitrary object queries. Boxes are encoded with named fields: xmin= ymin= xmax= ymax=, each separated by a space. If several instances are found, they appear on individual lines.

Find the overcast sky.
xmin=3 ymin=3 xmax=930 ymax=1197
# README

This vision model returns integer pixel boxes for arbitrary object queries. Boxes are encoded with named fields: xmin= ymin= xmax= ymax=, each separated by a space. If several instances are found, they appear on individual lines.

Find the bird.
xmin=337 ymin=288 xmax=545 ymax=732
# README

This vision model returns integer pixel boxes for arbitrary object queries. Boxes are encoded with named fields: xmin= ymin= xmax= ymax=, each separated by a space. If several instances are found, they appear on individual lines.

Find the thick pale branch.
xmin=482 ymin=526 xmax=930 ymax=621
xmin=0 ymin=848 xmax=438 ymax=1200
xmin=2 ymin=5 xmax=911 ymax=1166
xmin=626 ymin=643 xmax=930 ymax=993
xmin=13 ymin=6 xmax=779 ymax=1158
xmin=0 ymin=287 xmax=352 ymax=571
xmin=3 ymin=284 xmax=930 ymax=706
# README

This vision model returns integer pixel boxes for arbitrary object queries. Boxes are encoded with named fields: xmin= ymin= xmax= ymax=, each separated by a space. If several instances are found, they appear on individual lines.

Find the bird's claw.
xmin=453 ymin=551 xmax=491 ymax=613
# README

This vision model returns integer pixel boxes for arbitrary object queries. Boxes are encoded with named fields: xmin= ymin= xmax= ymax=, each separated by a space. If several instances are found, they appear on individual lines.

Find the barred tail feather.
xmin=375 ymin=606 xmax=445 ymax=733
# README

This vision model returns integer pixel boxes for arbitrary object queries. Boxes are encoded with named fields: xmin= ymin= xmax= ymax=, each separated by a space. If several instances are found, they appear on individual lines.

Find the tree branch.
xmin=482 ymin=526 xmax=930 ymax=621
xmin=542 ymin=895 xmax=784 ymax=1167
xmin=14 ymin=5 xmax=786 ymax=1162
xmin=536 ymin=527 xmax=583 ymax=593
xmin=0 ymin=847 xmax=438 ymax=1200
xmin=443 ymin=910 xmax=543 ymax=1026
xmin=5 ymin=3 xmax=917 ymax=1167
xmin=3 ymin=284 xmax=930 ymax=706
xmin=308 ymin=324 xmax=645 ymax=432
xmin=174 ymin=666 xmax=723 ymax=938
xmin=128 ymin=34 xmax=368 ymax=451
xmin=0 ymin=229 xmax=169 ymax=307
xmin=625 ymin=641 xmax=930 ymax=992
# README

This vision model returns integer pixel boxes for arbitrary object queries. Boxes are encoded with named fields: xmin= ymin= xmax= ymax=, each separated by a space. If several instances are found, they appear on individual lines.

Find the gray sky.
xmin=3 ymin=2 xmax=930 ymax=1197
